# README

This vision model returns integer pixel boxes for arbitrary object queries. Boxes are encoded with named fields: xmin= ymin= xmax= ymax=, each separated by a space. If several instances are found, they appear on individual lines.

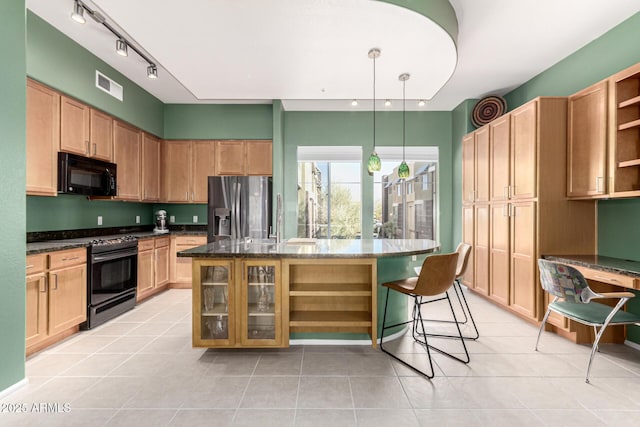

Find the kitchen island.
xmin=179 ymin=238 xmax=439 ymax=348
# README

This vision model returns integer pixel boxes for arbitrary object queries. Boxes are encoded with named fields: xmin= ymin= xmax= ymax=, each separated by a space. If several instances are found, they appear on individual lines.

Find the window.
xmin=373 ymin=147 xmax=438 ymax=240
xmin=297 ymin=147 xmax=362 ymax=239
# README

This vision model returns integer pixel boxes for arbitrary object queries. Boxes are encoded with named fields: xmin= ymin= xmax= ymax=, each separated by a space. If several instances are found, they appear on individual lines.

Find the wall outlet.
xmin=97 ymin=216 xmax=103 ymax=226
xmin=135 ymin=215 xmax=140 ymax=224
xmin=411 ymin=255 xmax=417 ymax=261
xmin=170 ymin=215 xmax=175 ymax=223
xmin=192 ymin=215 xmax=198 ymax=223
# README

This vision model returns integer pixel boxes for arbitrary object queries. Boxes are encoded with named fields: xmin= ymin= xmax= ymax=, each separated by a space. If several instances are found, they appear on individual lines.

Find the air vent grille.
xmin=95 ymin=70 xmax=123 ymax=101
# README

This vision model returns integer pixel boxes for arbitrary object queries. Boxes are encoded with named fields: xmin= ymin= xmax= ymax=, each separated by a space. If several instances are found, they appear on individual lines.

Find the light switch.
xmin=97 ymin=216 xmax=103 ymax=225
xmin=135 ymin=215 xmax=140 ymax=224
xmin=193 ymin=215 xmax=198 ymax=223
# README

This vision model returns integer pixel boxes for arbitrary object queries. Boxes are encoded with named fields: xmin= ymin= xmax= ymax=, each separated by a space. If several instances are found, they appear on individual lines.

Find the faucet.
xmin=269 ymin=193 xmax=283 ymax=243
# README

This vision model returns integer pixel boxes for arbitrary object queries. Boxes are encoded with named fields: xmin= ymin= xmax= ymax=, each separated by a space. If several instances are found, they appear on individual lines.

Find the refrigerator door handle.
xmin=235 ymin=182 xmax=242 ymax=238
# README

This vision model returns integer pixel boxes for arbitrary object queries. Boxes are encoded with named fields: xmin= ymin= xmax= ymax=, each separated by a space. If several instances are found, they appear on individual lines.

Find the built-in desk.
xmin=543 ymin=254 xmax=640 ymax=343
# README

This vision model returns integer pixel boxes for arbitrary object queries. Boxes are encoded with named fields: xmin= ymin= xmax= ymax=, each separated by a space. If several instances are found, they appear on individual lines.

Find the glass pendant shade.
xmin=398 ymin=161 xmax=410 ymax=178
xmin=367 ymin=151 xmax=381 ymax=173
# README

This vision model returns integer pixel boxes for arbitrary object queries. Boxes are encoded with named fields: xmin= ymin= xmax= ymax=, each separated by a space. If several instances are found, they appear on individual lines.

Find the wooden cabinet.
xmin=214 ymin=140 xmax=273 ymax=176
xmin=26 ymin=79 xmax=59 ymax=196
xmin=142 ymin=133 xmax=161 ymax=202
xmin=461 ymin=130 xmax=488 ymax=203
xmin=193 ymin=258 xmax=286 ymax=348
xmin=89 ymin=109 xmax=113 ymax=161
xmin=462 ymin=97 xmax=597 ymax=324
xmin=60 ymin=96 xmax=112 ymax=161
xmin=285 ymin=258 xmax=377 ymax=347
xmin=26 ymin=248 xmax=87 ymax=355
xmin=137 ymin=237 xmax=170 ymax=302
xmin=113 ymin=120 xmax=141 ymax=200
xmin=162 ymin=140 xmax=216 ymax=203
xmin=567 ymin=81 xmax=608 ymax=198
xmin=26 ymin=254 xmax=48 ymax=348
xmin=608 ymin=62 xmax=640 ymax=197
xmin=460 ymin=205 xmax=474 ymax=288
xmin=171 ymin=235 xmax=207 ymax=286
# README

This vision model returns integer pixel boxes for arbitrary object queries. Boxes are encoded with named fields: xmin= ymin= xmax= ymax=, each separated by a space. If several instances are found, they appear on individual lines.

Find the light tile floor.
xmin=2 ymin=289 xmax=640 ymax=426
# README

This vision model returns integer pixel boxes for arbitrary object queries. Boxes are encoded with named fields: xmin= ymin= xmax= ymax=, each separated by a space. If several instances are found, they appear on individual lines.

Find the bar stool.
xmin=380 ymin=252 xmax=470 ymax=378
xmin=413 ymin=243 xmax=479 ymax=340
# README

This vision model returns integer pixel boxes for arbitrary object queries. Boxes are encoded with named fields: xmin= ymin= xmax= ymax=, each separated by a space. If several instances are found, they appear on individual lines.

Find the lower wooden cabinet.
xmin=26 ymin=248 xmax=87 ymax=355
xmin=192 ymin=258 xmax=286 ymax=348
xmin=137 ymin=236 xmax=170 ymax=302
xmin=171 ymin=235 xmax=207 ymax=287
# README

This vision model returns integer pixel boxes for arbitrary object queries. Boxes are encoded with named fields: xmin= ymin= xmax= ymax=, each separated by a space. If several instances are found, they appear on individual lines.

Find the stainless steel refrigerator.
xmin=207 ymin=176 xmax=272 ymax=242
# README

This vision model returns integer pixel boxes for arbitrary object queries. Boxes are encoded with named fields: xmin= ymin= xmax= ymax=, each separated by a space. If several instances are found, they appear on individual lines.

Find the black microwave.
xmin=58 ymin=152 xmax=117 ymax=196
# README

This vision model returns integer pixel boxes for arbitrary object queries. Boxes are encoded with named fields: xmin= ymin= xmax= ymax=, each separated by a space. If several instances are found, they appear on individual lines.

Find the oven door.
xmin=90 ymin=247 xmax=138 ymax=307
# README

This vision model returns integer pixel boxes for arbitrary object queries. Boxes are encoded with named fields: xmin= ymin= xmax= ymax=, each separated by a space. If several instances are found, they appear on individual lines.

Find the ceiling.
xmin=27 ymin=0 xmax=640 ymax=111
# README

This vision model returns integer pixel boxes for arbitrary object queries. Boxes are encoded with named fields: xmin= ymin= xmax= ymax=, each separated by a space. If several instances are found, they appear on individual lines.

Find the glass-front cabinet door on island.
xmin=240 ymin=260 xmax=282 ymax=346
xmin=195 ymin=260 xmax=234 ymax=346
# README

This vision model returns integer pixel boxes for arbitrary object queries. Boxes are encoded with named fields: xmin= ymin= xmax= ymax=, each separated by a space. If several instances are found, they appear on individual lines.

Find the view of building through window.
xmin=297 ymin=146 xmax=438 ymax=239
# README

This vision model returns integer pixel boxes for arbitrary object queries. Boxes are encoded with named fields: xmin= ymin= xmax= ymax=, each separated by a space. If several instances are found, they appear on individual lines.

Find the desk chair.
xmin=413 ymin=243 xmax=479 ymax=340
xmin=380 ymin=252 xmax=470 ymax=378
xmin=536 ymin=259 xmax=640 ymax=383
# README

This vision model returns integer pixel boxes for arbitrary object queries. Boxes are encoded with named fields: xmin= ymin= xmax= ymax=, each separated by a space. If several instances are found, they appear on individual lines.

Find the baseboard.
xmin=0 ymin=378 xmax=28 ymax=400
xmin=624 ymin=340 xmax=640 ymax=351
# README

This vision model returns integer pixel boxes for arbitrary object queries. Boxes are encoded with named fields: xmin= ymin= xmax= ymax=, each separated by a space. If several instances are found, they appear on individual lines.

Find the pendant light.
xmin=398 ymin=73 xmax=410 ymax=179
xmin=367 ymin=48 xmax=382 ymax=174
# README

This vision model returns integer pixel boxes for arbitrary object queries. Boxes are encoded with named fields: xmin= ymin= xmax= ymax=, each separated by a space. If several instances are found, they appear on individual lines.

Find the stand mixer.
xmin=154 ymin=209 xmax=169 ymax=234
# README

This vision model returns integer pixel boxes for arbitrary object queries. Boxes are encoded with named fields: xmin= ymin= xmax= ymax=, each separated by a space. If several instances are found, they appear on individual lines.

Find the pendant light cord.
xmin=372 ymin=54 xmax=376 ymax=151
xmin=402 ymin=78 xmax=406 ymax=161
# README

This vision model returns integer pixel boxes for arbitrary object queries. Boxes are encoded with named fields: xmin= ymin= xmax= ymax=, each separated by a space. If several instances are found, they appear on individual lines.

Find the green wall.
xmin=283 ymin=110 xmax=454 ymax=251
xmin=163 ymin=104 xmax=273 ymax=139
xmin=27 ymin=12 xmax=164 ymax=136
xmin=0 ymin=0 xmax=27 ymax=392
xmin=27 ymin=196 xmax=154 ymax=232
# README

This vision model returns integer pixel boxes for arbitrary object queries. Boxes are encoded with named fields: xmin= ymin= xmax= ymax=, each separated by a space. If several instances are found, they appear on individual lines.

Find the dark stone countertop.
xmin=27 ymin=229 xmax=207 ymax=255
xmin=543 ymin=254 xmax=640 ymax=279
xmin=178 ymin=238 xmax=440 ymax=259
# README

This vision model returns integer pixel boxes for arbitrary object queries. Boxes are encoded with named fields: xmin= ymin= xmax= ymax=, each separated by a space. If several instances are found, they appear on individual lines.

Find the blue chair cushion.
xmin=550 ymin=300 xmax=640 ymax=325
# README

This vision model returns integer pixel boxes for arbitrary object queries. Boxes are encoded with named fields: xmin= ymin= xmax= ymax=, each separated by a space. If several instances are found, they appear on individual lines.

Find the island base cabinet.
xmin=192 ymin=258 xmax=286 ymax=348
xmin=285 ymin=258 xmax=377 ymax=348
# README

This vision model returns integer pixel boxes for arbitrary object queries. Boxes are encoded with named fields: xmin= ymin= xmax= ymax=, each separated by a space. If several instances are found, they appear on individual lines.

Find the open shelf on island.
xmin=289 ymin=310 xmax=372 ymax=327
xmin=289 ymin=282 xmax=372 ymax=296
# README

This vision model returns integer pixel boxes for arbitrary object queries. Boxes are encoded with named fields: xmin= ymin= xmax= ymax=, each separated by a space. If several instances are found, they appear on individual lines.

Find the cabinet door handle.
xmin=26 ymin=264 xmax=34 ymax=270
xmin=594 ymin=275 xmax=618 ymax=283
xmin=93 ymin=143 xmax=97 ymax=156
xmin=504 ymin=186 xmax=509 ymax=199
xmin=62 ymin=256 xmax=80 ymax=261
xmin=186 ymin=191 xmax=189 ymax=200
xmin=596 ymin=176 xmax=603 ymax=193
xmin=40 ymin=275 xmax=48 ymax=293
xmin=52 ymin=273 xmax=58 ymax=290
xmin=510 ymin=204 xmax=515 ymax=216
xmin=86 ymin=141 xmax=90 ymax=156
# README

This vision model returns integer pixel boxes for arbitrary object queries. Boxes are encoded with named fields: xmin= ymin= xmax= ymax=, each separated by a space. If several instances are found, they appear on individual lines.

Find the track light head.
xmin=147 ymin=64 xmax=158 ymax=79
xmin=116 ymin=39 xmax=128 ymax=57
xmin=71 ymin=0 xmax=86 ymax=24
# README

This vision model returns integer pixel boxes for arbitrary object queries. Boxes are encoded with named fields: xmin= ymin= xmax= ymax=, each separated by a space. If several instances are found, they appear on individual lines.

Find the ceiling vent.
xmin=95 ymin=70 xmax=123 ymax=101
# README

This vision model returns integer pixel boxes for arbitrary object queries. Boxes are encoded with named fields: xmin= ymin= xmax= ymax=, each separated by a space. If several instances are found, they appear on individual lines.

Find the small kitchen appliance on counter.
xmin=154 ymin=209 xmax=169 ymax=234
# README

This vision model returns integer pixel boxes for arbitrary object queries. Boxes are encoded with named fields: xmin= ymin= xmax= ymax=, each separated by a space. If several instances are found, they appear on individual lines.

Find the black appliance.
xmin=83 ymin=236 xmax=138 ymax=329
xmin=58 ymin=152 xmax=117 ymax=196
xmin=207 ymin=176 xmax=272 ymax=242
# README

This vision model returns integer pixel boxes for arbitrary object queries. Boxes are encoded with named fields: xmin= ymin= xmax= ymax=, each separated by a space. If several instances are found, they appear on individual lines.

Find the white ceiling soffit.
xmin=26 ymin=0 xmax=640 ymax=111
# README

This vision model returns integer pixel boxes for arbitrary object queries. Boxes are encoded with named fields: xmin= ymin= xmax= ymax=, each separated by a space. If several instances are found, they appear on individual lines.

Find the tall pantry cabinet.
xmin=461 ymin=97 xmax=596 ymax=323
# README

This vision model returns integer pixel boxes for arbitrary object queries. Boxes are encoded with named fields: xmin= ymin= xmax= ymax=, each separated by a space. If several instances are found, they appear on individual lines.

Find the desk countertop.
xmin=178 ymin=238 xmax=440 ymax=259
xmin=544 ymin=254 xmax=640 ymax=279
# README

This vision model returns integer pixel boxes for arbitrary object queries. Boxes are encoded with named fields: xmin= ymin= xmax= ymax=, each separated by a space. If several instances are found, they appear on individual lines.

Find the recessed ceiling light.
xmin=385 ymin=99 xmax=391 ymax=107
xmin=418 ymin=100 xmax=426 ymax=107
xmin=351 ymin=99 xmax=358 ymax=107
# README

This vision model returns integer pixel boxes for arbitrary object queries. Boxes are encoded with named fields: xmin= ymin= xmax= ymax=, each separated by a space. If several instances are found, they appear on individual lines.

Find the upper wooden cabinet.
xmin=461 ymin=129 xmax=488 ymax=204
xmin=489 ymin=115 xmax=510 ymax=202
xmin=567 ymin=81 xmax=608 ymax=198
xmin=26 ymin=79 xmax=59 ymax=196
xmin=510 ymin=101 xmax=538 ymax=200
xmin=113 ymin=120 xmax=141 ymax=200
xmin=142 ymin=132 xmax=161 ymax=202
xmin=215 ymin=140 xmax=272 ymax=176
xmin=162 ymin=140 xmax=216 ymax=203
xmin=60 ymin=96 xmax=112 ymax=161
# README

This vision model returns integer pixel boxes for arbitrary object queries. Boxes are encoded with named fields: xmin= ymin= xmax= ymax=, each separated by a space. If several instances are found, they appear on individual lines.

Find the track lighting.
xmin=147 ymin=64 xmax=158 ymax=79
xmin=70 ymin=0 xmax=159 ymax=79
xmin=71 ymin=0 xmax=85 ymax=24
xmin=116 ymin=39 xmax=128 ymax=57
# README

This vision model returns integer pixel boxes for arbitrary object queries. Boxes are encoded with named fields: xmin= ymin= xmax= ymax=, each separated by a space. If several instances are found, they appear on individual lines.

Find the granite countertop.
xmin=27 ymin=230 xmax=207 ymax=255
xmin=178 ymin=238 xmax=440 ymax=259
xmin=543 ymin=254 xmax=640 ymax=279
